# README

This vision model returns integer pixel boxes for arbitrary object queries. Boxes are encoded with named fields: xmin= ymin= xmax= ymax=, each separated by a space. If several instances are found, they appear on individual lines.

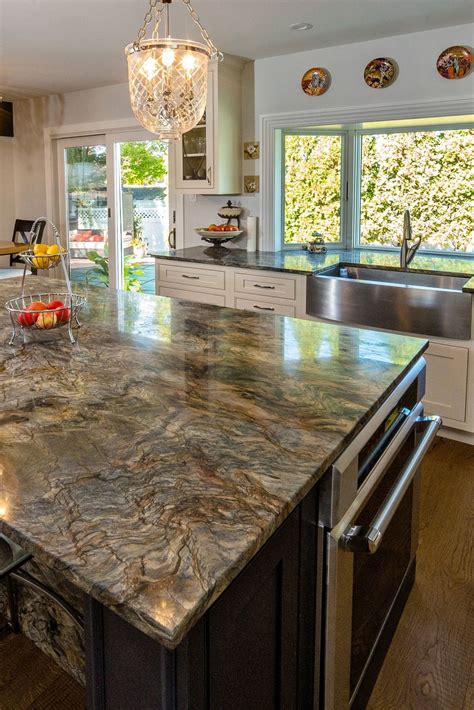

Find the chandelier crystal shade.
xmin=125 ymin=0 xmax=220 ymax=140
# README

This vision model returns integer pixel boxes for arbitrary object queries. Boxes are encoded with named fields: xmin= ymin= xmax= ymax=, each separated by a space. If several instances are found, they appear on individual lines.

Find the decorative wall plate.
xmin=364 ymin=58 xmax=397 ymax=88
xmin=301 ymin=67 xmax=331 ymax=96
xmin=436 ymin=45 xmax=473 ymax=79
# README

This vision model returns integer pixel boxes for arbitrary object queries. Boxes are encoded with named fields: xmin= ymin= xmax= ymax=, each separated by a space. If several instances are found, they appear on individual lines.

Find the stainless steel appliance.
xmin=307 ymin=265 xmax=472 ymax=340
xmin=319 ymin=358 xmax=441 ymax=708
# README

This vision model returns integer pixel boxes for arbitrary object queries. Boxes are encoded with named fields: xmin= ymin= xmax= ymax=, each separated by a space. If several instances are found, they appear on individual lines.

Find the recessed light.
xmin=290 ymin=22 xmax=314 ymax=31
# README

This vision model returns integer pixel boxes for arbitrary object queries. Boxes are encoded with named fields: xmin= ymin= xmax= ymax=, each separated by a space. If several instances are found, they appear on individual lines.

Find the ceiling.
xmin=0 ymin=0 xmax=472 ymax=96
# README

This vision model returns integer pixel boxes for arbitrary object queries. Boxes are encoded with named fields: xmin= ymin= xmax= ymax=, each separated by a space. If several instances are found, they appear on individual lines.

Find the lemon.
xmin=46 ymin=243 xmax=62 ymax=265
xmin=33 ymin=243 xmax=48 ymax=255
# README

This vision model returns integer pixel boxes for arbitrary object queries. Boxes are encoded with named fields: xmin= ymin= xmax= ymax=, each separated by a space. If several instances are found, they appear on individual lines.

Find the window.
xmin=280 ymin=120 xmax=474 ymax=253
xmin=360 ymin=128 xmax=474 ymax=252
xmin=283 ymin=132 xmax=344 ymax=245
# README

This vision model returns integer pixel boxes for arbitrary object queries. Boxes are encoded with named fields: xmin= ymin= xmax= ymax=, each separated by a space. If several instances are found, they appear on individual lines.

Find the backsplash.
xmin=182 ymin=193 xmax=260 ymax=250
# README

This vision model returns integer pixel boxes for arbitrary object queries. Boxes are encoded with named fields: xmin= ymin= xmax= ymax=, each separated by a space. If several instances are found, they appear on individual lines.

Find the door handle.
xmin=207 ymin=166 xmax=212 ymax=185
xmin=254 ymin=284 xmax=275 ymax=290
xmin=168 ymin=228 xmax=176 ymax=249
xmin=182 ymin=274 xmax=199 ymax=280
xmin=253 ymin=305 xmax=275 ymax=311
xmin=341 ymin=414 xmax=441 ymax=554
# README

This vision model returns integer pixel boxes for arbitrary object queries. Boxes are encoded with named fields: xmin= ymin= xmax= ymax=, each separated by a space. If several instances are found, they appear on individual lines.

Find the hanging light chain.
xmin=181 ymin=0 xmax=222 ymax=59
xmin=135 ymin=0 xmax=163 ymax=46
xmin=134 ymin=0 xmax=221 ymax=59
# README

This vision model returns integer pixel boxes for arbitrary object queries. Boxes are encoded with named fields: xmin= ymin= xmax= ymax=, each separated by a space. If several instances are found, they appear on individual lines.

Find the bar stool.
xmin=0 ymin=532 xmax=83 ymax=633
xmin=0 ymin=533 xmax=31 ymax=632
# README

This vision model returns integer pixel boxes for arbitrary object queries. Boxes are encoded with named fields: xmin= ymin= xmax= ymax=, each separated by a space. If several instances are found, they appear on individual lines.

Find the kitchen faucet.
xmin=400 ymin=210 xmax=422 ymax=268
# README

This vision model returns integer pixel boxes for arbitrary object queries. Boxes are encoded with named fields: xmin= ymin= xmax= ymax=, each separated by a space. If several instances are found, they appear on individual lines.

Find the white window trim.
xmin=260 ymin=97 xmax=474 ymax=253
xmin=280 ymin=128 xmax=348 ymax=250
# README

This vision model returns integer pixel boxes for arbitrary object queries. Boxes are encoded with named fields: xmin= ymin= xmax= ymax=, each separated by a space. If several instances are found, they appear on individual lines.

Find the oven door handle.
xmin=341 ymin=415 xmax=441 ymax=554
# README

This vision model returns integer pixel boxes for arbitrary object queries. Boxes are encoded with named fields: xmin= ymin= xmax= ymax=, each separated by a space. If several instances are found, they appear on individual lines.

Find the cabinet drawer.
xmin=158 ymin=286 xmax=225 ymax=307
xmin=158 ymin=264 xmax=225 ymax=290
xmin=424 ymin=342 xmax=468 ymax=422
xmin=235 ymin=298 xmax=296 ymax=317
xmin=234 ymin=272 xmax=296 ymax=300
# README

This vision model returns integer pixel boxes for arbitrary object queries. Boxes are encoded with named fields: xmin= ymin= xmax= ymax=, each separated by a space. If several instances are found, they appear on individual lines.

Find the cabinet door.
xmin=424 ymin=342 xmax=469 ymax=421
xmin=207 ymin=509 xmax=300 ymax=710
xmin=175 ymin=69 xmax=215 ymax=191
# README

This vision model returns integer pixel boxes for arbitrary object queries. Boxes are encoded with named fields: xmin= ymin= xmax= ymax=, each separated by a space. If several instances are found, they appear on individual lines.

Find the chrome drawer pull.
xmin=341 ymin=415 xmax=441 ymax=554
xmin=182 ymin=274 xmax=200 ymax=280
xmin=254 ymin=284 xmax=275 ymax=289
xmin=254 ymin=305 xmax=275 ymax=311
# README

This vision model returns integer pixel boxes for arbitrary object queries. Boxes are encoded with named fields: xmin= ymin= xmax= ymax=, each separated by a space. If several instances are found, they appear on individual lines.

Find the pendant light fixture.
xmin=125 ymin=0 xmax=221 ymax=140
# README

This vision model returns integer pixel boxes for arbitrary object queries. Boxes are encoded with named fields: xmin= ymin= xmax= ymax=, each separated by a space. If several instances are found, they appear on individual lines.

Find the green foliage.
xmin=284 ymin=134 xmax=342 ymax=243
xmin=360 ymin=129 xmax=474 ymax=252
xmin=284 ymin=129 xmax=474 ymax=252
xmin=66 ymin=146 xmax=107 ymax=195
xmin=120 ymin=141 xmax=167 ymax=186
xmin=85 ymin=250 xmax=144 ymax=292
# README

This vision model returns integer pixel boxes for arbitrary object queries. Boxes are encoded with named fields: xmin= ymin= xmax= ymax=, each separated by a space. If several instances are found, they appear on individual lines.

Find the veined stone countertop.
xmin=0 ymin=276 xmax=427 ymax=649
xmin=151 ymin=247 xmax=474 ymax=291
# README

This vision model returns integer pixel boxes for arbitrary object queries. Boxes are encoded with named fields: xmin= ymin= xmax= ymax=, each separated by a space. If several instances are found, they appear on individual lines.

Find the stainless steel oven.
xmin=319 ymin=358 xmax=441 ymax=709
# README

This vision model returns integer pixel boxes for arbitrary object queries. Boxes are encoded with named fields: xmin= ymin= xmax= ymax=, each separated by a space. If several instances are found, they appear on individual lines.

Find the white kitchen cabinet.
xmin=158 ymin=263 xmax=226 ymax=290
xmin=235 ymin=298 xmax=296 ymax=317
xmin=423 ymin=342 xmax=469 ymax=422
xmin=234 ymin=272 xmax=296 ymax=300
xmin=174 ymin=59 xmax=242 ymax=195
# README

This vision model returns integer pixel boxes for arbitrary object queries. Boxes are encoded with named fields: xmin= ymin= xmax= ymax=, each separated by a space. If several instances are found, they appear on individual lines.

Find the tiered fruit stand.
xmin=5 ymin=218 xmax=85 ymax=345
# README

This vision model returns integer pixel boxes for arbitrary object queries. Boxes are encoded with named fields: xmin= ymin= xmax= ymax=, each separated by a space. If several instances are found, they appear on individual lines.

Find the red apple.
xmin=46 ymin=300 xmax=70 ymax=323
xmin=18 ymin=301 xmax=47 ymax=327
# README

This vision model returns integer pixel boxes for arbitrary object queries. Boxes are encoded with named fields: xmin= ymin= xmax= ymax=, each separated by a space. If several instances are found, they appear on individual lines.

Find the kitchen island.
xmin=0 ymin=276 xmax=429 ymax=708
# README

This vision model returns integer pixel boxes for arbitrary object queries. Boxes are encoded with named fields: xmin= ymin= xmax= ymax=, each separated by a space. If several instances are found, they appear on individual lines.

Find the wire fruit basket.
xmin=4 ymin=218 xmax=86 ymax=345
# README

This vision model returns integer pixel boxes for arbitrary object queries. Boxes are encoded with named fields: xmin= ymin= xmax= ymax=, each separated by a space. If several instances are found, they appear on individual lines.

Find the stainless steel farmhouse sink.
xmin=307 ymin=265 xmax=472 ymax=339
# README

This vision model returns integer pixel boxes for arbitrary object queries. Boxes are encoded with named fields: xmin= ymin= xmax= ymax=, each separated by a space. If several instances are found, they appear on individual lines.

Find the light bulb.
xmin=181 ymin=53 xmax=196 ymax=72
xmin=162 ymin=47 xmax=175 ymax=67
xmin=141 ymin=56 xmax=159 ymax=81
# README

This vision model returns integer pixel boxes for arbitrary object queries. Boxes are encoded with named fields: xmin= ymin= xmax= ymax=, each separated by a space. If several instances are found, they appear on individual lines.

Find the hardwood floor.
xmin=0 ymin=438 xmax=471 ymax=709
xmin=0 ymin=630 xmax=84 ymax=709
xmin=368 ymin=438 xmax=474 ymax=710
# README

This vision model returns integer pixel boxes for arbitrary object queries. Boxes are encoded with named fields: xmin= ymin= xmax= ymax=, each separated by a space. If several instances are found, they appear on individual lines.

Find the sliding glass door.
xmin=57 ymin=136 xmax=108 ymax=286
xmin=57 ymin=130 xmax=171 ymax=292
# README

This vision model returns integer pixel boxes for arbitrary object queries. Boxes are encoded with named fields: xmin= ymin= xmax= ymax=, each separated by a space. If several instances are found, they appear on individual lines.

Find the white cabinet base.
xmin=424 ymin=342 xmax=468 ymax=422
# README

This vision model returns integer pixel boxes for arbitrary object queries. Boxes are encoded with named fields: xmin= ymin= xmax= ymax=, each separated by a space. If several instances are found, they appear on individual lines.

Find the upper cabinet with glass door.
xmin=175 ymin=59 xmax=242 ymax=195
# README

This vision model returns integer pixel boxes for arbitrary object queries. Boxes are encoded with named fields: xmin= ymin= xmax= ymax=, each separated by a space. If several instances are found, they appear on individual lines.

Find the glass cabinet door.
xmin=175 ymin=70 xmax=215 ymax=191
xmin=181 ymin=114 xmax=209 ymax=185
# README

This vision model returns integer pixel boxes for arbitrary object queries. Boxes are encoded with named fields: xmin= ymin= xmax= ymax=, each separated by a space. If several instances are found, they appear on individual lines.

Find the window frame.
xmin=277 ymin=118 xmax=474 ymax=255
xmin=279 ymin=128 xmax=351 ymax=251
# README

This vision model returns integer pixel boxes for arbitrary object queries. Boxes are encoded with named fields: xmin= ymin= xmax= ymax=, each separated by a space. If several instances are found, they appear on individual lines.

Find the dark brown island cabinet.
xmin=85 ymin=359 xmax=438 ymax=710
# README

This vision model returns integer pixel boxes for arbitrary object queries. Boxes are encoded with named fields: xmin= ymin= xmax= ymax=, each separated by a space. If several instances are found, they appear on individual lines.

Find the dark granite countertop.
xmin=0 ymin=276 xmax=427 ymax=649
xmin=151 ymin=247 xmax=474 ymax=291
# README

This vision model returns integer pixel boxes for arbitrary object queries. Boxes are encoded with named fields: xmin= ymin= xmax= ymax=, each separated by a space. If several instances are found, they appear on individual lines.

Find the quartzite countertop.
xmin=151 ymin=247 xmax=474 ymax=291
xmin=0 ymin=276 xmax=427 ymax=649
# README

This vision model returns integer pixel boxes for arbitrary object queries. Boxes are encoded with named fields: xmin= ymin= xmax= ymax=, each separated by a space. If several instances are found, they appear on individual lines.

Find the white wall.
xmin=0 ymin=137 xmax=16 ymax=266
xmin=254 ymin=23 xmax=474 ymax=119
xmin=9 ymin=23 xmax=473 ymax=254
